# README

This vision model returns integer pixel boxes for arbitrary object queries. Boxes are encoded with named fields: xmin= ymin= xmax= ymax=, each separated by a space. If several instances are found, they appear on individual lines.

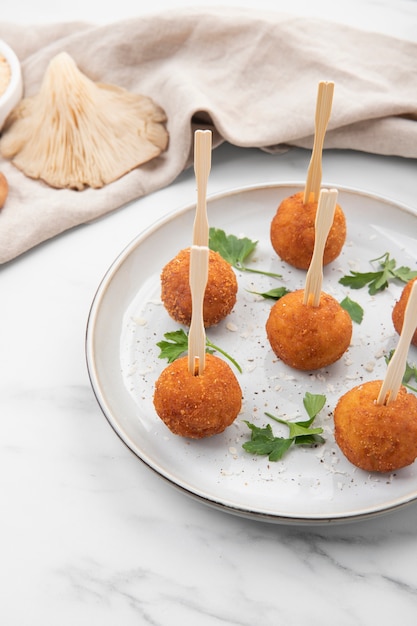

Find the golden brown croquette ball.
xmin=160 ymin=247 xmax=237 ymax=327
xmin=270 ymin=191 xmax=346 ymax=270
xmin=334 ymin=380 xmax=417 ymax=472
xmin=153 ymin=353 xmax=242 ymax=438
xmin=392 ymin=277 xmax=417 ymax=347
xmin=266 ymin=289 xmax=352 ymax=370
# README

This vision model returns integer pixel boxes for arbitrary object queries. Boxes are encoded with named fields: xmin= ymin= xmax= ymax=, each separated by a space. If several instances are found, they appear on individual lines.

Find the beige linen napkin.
xmin=0 ymin=6 xmax=416 ymax=264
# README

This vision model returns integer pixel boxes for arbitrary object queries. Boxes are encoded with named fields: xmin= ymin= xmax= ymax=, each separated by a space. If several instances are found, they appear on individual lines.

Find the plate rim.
xmin=85 ymin=181 xmax=417 ymax=525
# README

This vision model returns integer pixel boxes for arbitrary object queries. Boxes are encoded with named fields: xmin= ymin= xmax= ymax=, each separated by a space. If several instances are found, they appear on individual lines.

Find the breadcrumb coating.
xmin=334 ymin=380 xmax=417 ymax=472
xmin=153 ymin=354 xmax=242 ymax=438
xmin=392 ymin=277 xmax=417 ymax=346
xmin=160 ymin=247 xmax=237 ymax=327
xmin=266 ymin=289 xmax=352 ymax=370
xmin=270 ymin=191 xmax=346 ymax=270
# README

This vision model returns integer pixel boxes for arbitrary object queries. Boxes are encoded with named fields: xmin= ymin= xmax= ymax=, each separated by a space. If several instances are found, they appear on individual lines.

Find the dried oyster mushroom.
xmin=0 ymin=52 xmax=168 ymax=190
xmin=0 ymin=171 xmax=8 ymax=208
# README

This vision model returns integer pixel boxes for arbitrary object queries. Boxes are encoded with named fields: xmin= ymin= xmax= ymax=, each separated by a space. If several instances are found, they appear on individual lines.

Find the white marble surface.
xmin=2 ymin=1 xmax=417 ymax=624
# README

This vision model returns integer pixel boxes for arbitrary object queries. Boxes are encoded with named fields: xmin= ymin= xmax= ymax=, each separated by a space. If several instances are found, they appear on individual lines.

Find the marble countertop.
xmin=2 ymin=1 xmax=417 ymax=624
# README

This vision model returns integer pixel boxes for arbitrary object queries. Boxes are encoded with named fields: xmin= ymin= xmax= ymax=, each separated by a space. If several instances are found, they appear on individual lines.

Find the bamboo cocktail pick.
xmin=303 ymin=188 xmax=338 ymax=307
xmin=303 ymin=81 xmax=334 ymax=204
xmin=193 ymin=129 xmax=212 ymax=246
xmin=187 ymin=129 xmax=212 ymax=375
xmin=377 ymin=280 xmax=417 ymax=406
xmin=188 ymin=245 xmax=209 ymax=376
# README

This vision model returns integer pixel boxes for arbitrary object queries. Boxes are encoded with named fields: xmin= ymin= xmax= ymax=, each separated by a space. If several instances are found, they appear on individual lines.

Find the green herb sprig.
xmin=209 ymin=227 xmax=282 ymax=279
xmin=157 ymin=329 xmax=242 ymax=373
xmin=242 ymin=392 xmax=326 ymax=461
xmin=339 ymin=252 xmax=417 ymax=295
xmin=340 ymin=296 xmax=364 ymax=324
xmin=385 ymin=350 xmax=417 ymax=393
xmin=247 ymin=286 xmax=290 ymax=300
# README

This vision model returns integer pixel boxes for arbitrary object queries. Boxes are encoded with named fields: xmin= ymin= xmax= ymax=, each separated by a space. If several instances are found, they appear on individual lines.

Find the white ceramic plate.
xmin=86 ymin=183 xmax=417 ymax=525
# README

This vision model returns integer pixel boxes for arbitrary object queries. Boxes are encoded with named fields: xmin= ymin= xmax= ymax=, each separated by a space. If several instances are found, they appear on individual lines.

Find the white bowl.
xmin=0 ymin=39 xmax=23 ymax=131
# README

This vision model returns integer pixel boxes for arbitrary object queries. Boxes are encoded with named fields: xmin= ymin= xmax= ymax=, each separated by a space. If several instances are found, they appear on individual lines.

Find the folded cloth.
xmin=0 ymin=6 xmax=416 ymax=264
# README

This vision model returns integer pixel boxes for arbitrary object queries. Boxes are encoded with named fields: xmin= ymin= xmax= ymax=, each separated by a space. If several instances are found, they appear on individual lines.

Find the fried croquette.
xmin=266 ymin=289 xmax=352 ymax=370
xmin=270 ymin=191 xmax=346 ymax=270
xmin=160 ymin=247 xmax=237 ymax=327
xmin=334 ymin=380 xmax=417 ymax=472
xmin=153 ymin=353 xmax=242 ymax=438
xmin=392 ymin=277 xmax=417 ymax=347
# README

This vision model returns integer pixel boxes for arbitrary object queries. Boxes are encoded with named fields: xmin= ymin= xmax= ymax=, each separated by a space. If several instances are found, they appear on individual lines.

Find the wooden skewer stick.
xmin=303 ymin=188 xmax=338 ymax=307
xmin=377 ymin=280 xmax=417 ymax=406
xmin=303 ymin=81 xmax=334 ymax=204
xmin=188 ymin=245 xmax=209 ymax=376
xmin=193 ymin=129 xmax=212 ymax=246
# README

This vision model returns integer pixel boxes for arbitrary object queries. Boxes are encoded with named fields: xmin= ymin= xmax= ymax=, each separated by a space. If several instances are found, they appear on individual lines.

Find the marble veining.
xmin=2 ymin=1 xmax=417 ymax=624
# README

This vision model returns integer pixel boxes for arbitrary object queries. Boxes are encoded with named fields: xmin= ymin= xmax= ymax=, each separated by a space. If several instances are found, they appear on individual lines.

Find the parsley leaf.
xmin=242 ymin=393 xmax=326 ymax=461
xmin=340 ymin=296 xmax=364 ymax=324
xmin=209 ymin=227 xmax=282 ymax=278
xmin=157 ymin=329 xmax=242 ymax=373
xmin=303 ymin=391 xmax=327 ymax=420
xmin=157 ymin=329 xmax=189 ymax=362
xmin=339 ymin=252 xmax=417 ymax=295
xmin=242 ymin=422 xmax=294 ymax=461
xmin=247 ymin=286 xmax=291 ymax=300
xmin=403 ymin=361 xmax=417 ymax=386
xmin=385 ymin=350 xmax=417 ymax=393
